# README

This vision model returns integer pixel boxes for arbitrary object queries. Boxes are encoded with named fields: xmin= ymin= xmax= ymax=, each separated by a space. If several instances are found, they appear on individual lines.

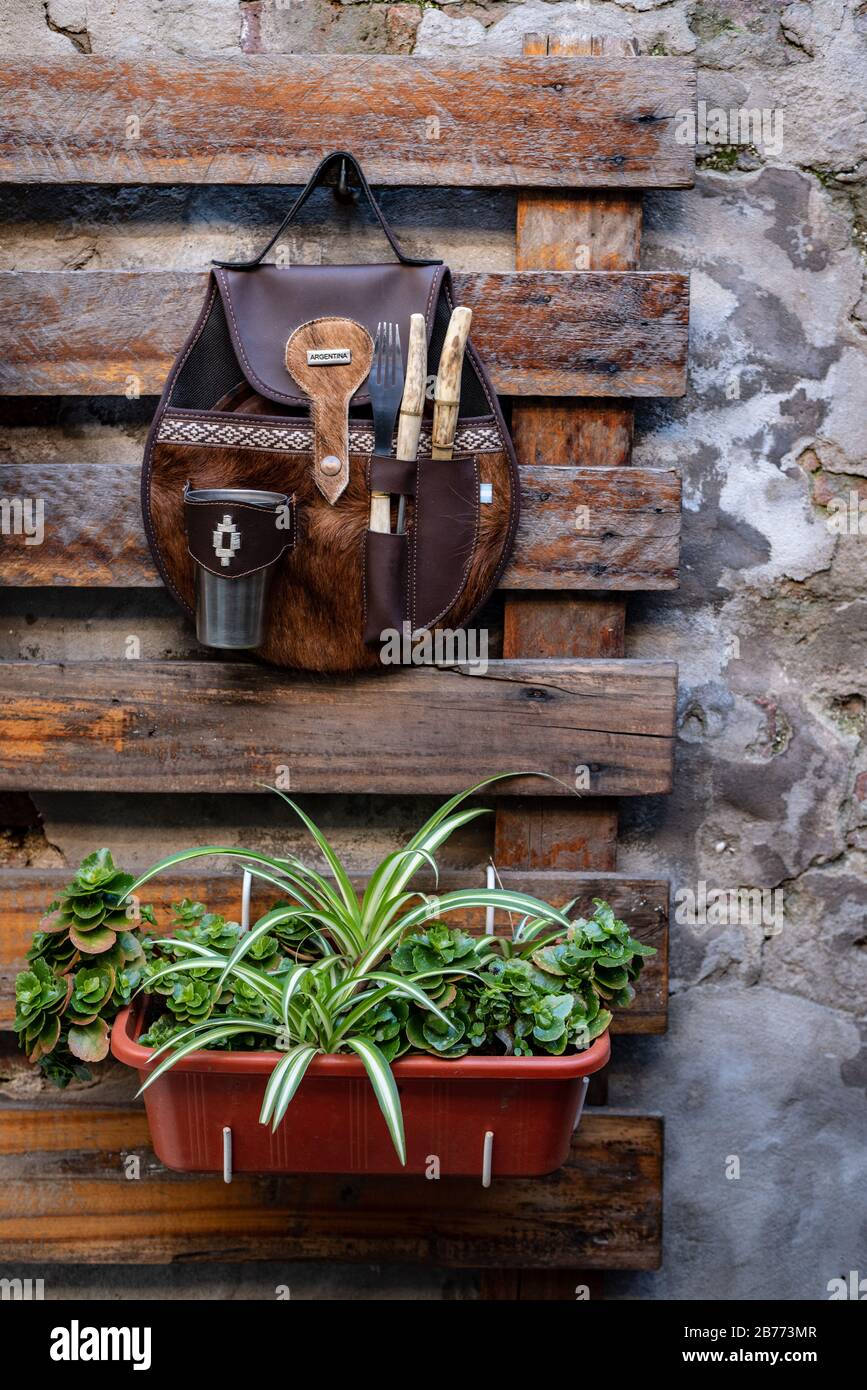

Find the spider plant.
xmin=125 ymin=775 xmax=577 ymax=1163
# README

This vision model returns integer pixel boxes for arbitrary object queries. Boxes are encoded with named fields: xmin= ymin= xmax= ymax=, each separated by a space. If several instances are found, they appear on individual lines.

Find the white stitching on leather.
xmin=215 ymin=268 xmax=444 ymax=406
xmin=215 ymin=268 xmax=290 ymax=403
xmin=412 ymin=454 xmax=480 ymax=632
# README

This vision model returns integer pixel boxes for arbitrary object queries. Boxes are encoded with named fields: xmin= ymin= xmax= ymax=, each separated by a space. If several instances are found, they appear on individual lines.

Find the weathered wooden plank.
xmin=0 ymin=659 xmax=677 ymax=797
xmin=0 ymin=1106 xmax=662 ymax=1268
xmin=0 ymin=270 xmax=690 ymax=399
xmin=495 ymin=33 xmax=646 ymax=885
xmin=0 ymin=868 xmax=669 ymax=1034
xmin=0 ymin=56 xmax=695 ymax=189
xmin=493 ymin=788 xmax=622 ymax=873
xmin=504 ymin=593 xmax=628 ymax=666
xmin=0 ymin=461 xmax=681 ymax=591
xmin=511 ymin=463 xmax=679 ymax=588
xmin=490 ymin=41 xmax=649 ymax=1219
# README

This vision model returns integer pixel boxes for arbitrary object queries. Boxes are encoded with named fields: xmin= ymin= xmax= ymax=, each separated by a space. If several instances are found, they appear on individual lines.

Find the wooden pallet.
xmin=0 ymin=35 xmax=692 ymax=1294
xmin=1 ymin=269 xmax=688 ymax=398
xmin=0 ymin=869 xmax=670 ymax=1033
xmin=0 ymin=459 xmax=682 ymax=591
xmin=0 ymin=1063 xmax=662 ymax=1271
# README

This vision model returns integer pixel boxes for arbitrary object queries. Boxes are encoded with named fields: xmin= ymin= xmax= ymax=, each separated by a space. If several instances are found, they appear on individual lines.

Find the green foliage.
xmin=164 ymin=974 xmax=223 ymax=1025
xmin=138 ymin=1012 xmax=187 ymax=1051
xmin=531 ymin=898 xmax=655 ymax=1007
xmin=20 ymin=780 xmax=655 ymax=1160
xmin=14 ymin=851 xmax=149 ymax=1085
xmin=14 ymin=958 xmax=70 ymax=1062
xmin=127 ymin=782 xmax=654 ymax=1159
xmin=126 ymin=775 xmax=579 ymax=1161
xmin=392 ymin=923 xmax=489 ymax=1057
xmin=390 ymin=904 xmax=651 ymax=1058
xmin=390 ymin=923 xmax=488 ymax=976
xmin=354 ymin=995 xmax=410 ymax=1063
xmin=68 ymin=964 xmax=115 ymax=1024
xmin=473 ymin=957 xmax=568 ymax=1056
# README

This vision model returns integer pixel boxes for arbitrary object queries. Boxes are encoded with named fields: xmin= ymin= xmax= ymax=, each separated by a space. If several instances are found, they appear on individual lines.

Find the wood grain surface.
xmin=0 ymin=1100 xmax=662 ymax=1268
xmin=494 ymin=33 xmax=647 ymax=885
xmin=0 ymin=461 xmax=681 ymax=591
xmin=0 ymin=56 xmax=695 ymax=188
xmin=0 ymin=658 xmax=677 ymax=796
xmin=0 ymin=270 xmax=690 ymax=398
xmin=490 ymin=52 xmax=651 ymax=1285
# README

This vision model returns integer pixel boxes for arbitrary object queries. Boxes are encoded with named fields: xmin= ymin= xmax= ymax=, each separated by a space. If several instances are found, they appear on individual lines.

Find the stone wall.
xmin=1 ymin=0 xmax=865 ymax=1301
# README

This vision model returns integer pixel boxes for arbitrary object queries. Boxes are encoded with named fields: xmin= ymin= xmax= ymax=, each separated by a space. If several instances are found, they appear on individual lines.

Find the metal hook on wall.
xmin=241 ymin=867 xmax=252 ymax=934
xmin=481 ymin=1130 xmax=494 ymax=1188
xmin=485 ymin=862 xmax=497 ymax=935
xmin=333 ymin=156 xmax=356 ymax=204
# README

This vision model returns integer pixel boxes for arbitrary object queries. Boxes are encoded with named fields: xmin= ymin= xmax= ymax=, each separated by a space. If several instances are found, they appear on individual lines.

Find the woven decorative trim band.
xmin=158 ymin=414 xmax=503 ymax=455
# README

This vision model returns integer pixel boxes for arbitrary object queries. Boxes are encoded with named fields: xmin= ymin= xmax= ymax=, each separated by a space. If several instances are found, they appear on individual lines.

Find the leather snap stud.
xmin=320 ymin=455 xmax=342 ymax=476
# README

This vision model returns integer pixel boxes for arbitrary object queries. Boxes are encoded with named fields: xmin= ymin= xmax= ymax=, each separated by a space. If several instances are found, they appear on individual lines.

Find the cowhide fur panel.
xmin=145 ymin=440 xmax=514 ymax=672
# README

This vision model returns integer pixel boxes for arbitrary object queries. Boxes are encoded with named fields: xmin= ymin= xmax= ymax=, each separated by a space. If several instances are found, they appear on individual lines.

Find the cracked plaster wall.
xmin=0 ymin=0 xmax=865 ymax=1301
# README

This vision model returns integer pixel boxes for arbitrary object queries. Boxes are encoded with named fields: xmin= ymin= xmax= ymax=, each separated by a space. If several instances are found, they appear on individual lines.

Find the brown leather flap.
xmin=213 ymin=264 xmax=445 ymax=409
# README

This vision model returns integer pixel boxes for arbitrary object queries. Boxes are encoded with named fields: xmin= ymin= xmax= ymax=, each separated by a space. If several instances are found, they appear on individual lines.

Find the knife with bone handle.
xmin=431 ymin=306 xmax=473 ymax=463
xmin=395 ymin=312 xmax=428 ymax=535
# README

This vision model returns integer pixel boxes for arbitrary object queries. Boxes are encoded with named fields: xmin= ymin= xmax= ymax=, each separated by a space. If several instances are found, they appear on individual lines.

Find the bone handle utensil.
xmin=395 ymin=312 xmax=428 ymax=534
xmin=431 ymin=306 xmax=472 ymax=461
xmin=285 ymin=317 xmax=373 ymax=505
xmin=369 ymin=495 xmax=391 ymax=532
xmin=368 ymin=490 xmax=391 ymax=535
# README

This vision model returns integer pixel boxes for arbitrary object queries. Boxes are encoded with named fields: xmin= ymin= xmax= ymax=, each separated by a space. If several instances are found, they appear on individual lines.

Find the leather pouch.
xmin=141 ymin=151 xmax=520 ymax=672
xmin=184 ymin=487 xmax=295 ymax=578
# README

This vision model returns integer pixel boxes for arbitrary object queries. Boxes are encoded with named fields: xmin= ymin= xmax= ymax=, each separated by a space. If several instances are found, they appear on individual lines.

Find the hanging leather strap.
xmin=214 ymin=150 xmax=441 ymax=270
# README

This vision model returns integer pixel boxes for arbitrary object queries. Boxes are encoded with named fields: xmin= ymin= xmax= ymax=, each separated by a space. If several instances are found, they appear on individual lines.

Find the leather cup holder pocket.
xmin=184 ymin=485 xmax=296 ymax=579
xmin=363 ymin=453 xmax=479 ymax=646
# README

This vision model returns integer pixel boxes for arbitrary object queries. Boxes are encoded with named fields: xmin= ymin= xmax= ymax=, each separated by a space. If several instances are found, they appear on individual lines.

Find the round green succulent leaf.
xmin=39 ymin=907 xmax=75 ymax=935
xmin=67 ymin=1017 xmax=111 ymax=1063
xmin=69 ymin=895 xmax=108 ymax=923
xmin=594 ymin=967 xmax=629 ymax=989
xmin=70 ymin=963 xmax=116 ymax=1016
xmin=29 ymin=1014 xmax=62 ymax=1061
xmin=69 ymin=924 xmax=118 ymax=955
xmin=71 ymin=849 xmax=120 ymax=890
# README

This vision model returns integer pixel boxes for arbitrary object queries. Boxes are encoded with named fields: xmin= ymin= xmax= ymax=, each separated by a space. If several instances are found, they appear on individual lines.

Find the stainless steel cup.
xmin=187 ymin=488 xmax=287 ymax=650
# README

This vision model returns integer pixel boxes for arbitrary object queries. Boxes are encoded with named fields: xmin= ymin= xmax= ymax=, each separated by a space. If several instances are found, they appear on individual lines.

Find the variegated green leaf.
xmin=126 ymin=846 xmax=307 ymax=903
xmin=345 ymin=1036 xmax=405 ymax=1165
xmin=267 ymin=788 xmax=360 ymax=923
xmin=259 ymin=1044 xmax=319 ymax=1128
xmin=136 ymin=1023 xmax=276 ymax=1095
xmin=217 ymin=906 xmax=309 ymax=985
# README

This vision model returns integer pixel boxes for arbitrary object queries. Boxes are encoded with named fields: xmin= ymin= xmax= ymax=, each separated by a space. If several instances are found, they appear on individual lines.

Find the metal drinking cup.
xmin=185 ymin=487 xmax=291 ymax=650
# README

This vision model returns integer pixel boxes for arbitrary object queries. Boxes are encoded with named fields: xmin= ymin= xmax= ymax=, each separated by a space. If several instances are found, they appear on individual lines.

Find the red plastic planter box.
xmin=112 ymin=1002 xmax=610 ymax=1177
